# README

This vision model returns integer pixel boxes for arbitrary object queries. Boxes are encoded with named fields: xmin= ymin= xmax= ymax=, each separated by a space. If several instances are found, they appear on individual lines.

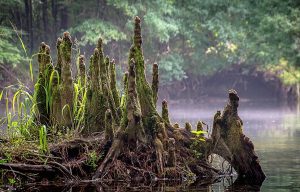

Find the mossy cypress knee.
xmin=185 ymin=122 xmax=192 ymax=132
xmin=124 ymin=59 xmax=146 ymax=143
xmin=59 ymin=32 xmax=74 ymax=128
xmin=78 ymin=55 xmax=86 ymax=86
xmin=196 ymin=121 xmax=205 ymax=137
xmin=167 ymin=138 xmax=176 ymax=167
xmin=162 ymin=100 xmax=170 ymax=124
xmin=35 ymin=42 xmax=53 ymax=125
xmin=173 ymin=123 xmax=180 ymax=129
xmin=101 ymin=56 xmax=119 ymax=123
xmin=105 ymin=109 xmax=114 ymax=141
xmin=84 ymin=50 xmax=106 ymax=133
xmin=152 ymin=63 xmax=159 ymax=105
xmin=128 ymin=16 xmax=159 ymax=131
xmin=50 ymin=38 xmax=63 ymax=126
xmin=105 ymin=56 xmax=111 ymax=84
xmin=110 ymin=59 xmax=121 ymax=109
xmin=120 ymin=72 xmax=129 ymax=127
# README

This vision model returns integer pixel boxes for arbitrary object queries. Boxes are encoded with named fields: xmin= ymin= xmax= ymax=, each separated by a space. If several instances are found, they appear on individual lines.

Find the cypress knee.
xmin=152 ymin=63 xmax=159 ymax=105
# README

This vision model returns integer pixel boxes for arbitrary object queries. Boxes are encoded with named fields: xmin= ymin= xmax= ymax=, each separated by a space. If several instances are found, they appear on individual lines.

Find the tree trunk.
xmin=41 ymin=0 xmax=48 ymax=42
xmin=24 ymin=0 xmax=33 ymax=52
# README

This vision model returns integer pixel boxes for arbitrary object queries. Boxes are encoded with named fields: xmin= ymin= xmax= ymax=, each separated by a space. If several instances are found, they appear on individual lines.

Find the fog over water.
xmin=164 ymin=99 xmax=300 ymax=191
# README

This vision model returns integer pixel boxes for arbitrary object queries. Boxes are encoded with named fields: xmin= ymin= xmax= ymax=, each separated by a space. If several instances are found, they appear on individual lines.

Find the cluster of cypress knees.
xmin=33 ymin=16 xmax=266 ymax=184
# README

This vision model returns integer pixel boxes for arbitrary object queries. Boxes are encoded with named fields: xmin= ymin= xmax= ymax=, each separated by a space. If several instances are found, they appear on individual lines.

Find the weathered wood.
xmin=210 ymin=89 xmax=266 ymax=184
xmin=0 ymin=163 xmax=55 ymax=173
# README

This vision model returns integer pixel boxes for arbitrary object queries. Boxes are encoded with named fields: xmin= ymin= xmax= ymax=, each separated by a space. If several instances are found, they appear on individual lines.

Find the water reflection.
xmin=2 ymin=100 xmax=300 ymax=191
xmin=167 ymin=100 xmax=300 ymax=191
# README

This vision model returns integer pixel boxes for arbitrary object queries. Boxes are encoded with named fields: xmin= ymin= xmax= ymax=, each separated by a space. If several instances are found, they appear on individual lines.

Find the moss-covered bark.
xmin=104 ymin=109 xmax=114 ymax=141
xmin=101 ymin=56 xmax=119 ymax=123
xmin=78 ymin=55 xmax=86 ymax=86
xmin=110 ymin=59 xmax=121 ymax=109
xmin=50 ymin=38 xmax=63 ymax=126
xmin=83 ymin=50 xmax=106 ymax=133
xmin=123 ymin=59 xmax=146 ymax=143
xmin=59 ymin=32 xmax=74 ymax=128
xmin=152 ymin=63 xmax=159 ymax=105
xmin=185 ymin=122 xmax=192 ymax=132
xmin=34 ymin=42 xmax=53 ymax=125
xmin=209 ymin=89 xmax=265 ymax=184
xmin=120 ymin=72 xmax=129 ymax=127
xmin=128 ymin=16 xmax=159 ymax=132
xmin=162 ymin=100 xmax=171 ymax=125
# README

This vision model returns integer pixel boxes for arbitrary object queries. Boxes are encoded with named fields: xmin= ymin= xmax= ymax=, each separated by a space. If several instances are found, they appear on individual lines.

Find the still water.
xmin=169 ymin=100 xmax=300 ymax=192
xmin=3 ymin=100 xmax=300 ymax=191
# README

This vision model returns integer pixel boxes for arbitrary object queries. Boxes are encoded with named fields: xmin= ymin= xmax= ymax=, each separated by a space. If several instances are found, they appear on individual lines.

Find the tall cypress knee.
xmin=35 ymin=42 xmax=53 ymax=125
xmin=128 ymin=16 xmax=158 ymax=131
xmin=152 ymin=63 xmax=159 ymax=105
xmin=124 ymin=59 xmax=146 ymax=143
xmin=78 ymin=55 xmax=86 ymax=86
xmin=162 ymin=100 xmax=170 ymax=124
xmin=110 ymin=59 xmax=120 ymax=109
xmin=59 ymin=31 xmax=73 ymax=128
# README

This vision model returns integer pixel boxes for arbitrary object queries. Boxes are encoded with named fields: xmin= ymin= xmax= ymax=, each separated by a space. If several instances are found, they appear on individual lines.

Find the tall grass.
xmin=0 ymin=84 xmax=37 ymax=139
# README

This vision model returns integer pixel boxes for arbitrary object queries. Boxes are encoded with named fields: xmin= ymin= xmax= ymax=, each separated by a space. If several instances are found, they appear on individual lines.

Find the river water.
xmin=1 ymin=100 xmax=300 ymax=191
xmin=168 ymin=100 xmax=300 ymax=191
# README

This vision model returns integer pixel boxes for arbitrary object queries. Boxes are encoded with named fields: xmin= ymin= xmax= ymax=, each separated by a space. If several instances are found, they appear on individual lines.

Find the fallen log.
xmin=0 ymin=163 xmax=55 ymax=173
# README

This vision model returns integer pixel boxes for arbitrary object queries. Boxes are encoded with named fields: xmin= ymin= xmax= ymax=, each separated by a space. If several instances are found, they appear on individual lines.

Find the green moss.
xmin=110 ymin=59 xmax=121 ymax=109
xmin=83 ymin=52 xmax=106 ymax=133
xmin=35 ymin=42 xmax=54 ymax=126
xmin=78 ymin=55 xmax=86 ymax=86
xmin=196 ymin=121 xmax=205 ymax=137
xmin=105 ymin=109 xmax=114 ymax=141
xmin=59 ymin=32 xmax=74 ymax=128
xmin=105 ymin=56 xmax=111 ymax=84
xmin=124 ymin=59 xmax=146 ymax=142
xmin=34 ymin=72 xmax=48 ymax=125
xmin=162 ymin=100 xmax=170 ymax=124
xmin=151 ymin=63 xmax=159 ymax=105
xmin=120 ymin=72 xmax=129 ymax=128
xmin=56 ymin=38 xmax=63 ymax=76
xmin=128 ymin=17 xmax=159 ymax=131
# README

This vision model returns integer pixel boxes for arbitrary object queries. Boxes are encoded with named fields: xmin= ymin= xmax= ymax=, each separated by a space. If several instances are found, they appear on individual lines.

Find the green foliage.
xmin=86 ymin=150 xmax=102 ymax=170
xmin=158 ymin=53 xmax=186 ymax=84
xmin=191 ymin=130 xmax=207 ymax=142
xmin=0 ymin=27 xmax=24 ymax=65
xmin=69 ymin=19 xmax=126 ymax=46
xmin=39 ymin=125 xmax=48 ymax=154
xmin=0 ymin=84 xmax=37 ymax=139
xmin=1 ymin=0 xmax=300 ymax=86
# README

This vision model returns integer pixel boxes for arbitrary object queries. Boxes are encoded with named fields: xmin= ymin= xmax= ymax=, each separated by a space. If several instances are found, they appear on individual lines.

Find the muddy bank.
xmin=160 ymin=65 xmax=298 ymax=106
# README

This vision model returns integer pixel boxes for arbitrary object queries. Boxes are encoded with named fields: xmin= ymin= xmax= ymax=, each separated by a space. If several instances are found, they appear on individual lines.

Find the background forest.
xmin=1 ymin=0 xmax=300 ymax=96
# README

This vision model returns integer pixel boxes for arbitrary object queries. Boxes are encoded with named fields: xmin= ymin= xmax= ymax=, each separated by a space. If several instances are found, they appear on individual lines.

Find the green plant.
xmin=191 ymin=130 xmax=207 ymax=142
xmin=0 ymin=84 xmax=37 ymax=139
xmin=39 ymin=125 xmax=48 ymax=154
xmin=8 ymin=178 xmax=16 ymax=185
xmin=86 ymin=150 xmax=102 ymax=170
